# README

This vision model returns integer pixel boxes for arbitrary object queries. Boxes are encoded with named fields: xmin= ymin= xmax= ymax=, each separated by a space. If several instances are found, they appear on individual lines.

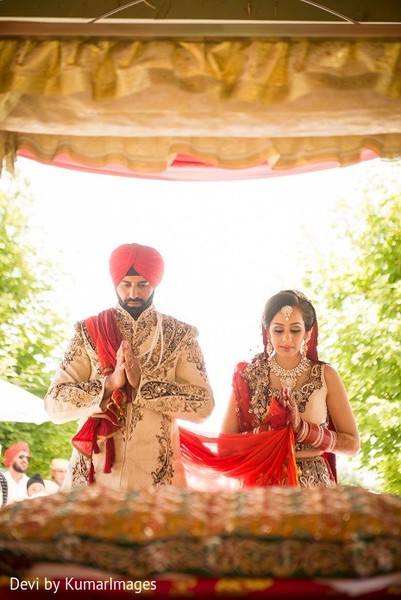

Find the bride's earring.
xmin=301 ymin=340 xmax=308 ymax=357
xmin=265 ymin=340 xmax=273 ymax=357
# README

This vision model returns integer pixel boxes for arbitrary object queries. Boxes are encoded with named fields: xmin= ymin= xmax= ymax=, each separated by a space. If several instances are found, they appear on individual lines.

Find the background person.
xmin=26 ymin=473 xmax=48 ymax=499
xmin=45 ymin=242 xmax=215 ymax=492
xmin=44 ymin=458 xmax=69 ymax=494
xmin=2 ymin=442 xmax=31 ymax=503
xmin=0 ymin=471 xmax=7 ymax=506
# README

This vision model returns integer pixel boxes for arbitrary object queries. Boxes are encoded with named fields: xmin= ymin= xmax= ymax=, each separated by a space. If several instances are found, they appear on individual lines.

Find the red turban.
xmin=109 ymin=243 xmax=164 ymax=288
xmin=4 ymin=441 xmax=30 ymax=467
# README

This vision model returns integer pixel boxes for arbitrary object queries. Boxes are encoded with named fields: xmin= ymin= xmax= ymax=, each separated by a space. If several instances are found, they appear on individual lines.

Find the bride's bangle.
xmin=298 ymin=420 xmax=337 ymax=452
xmin=296 ymin=419 xmax=309 ymax=442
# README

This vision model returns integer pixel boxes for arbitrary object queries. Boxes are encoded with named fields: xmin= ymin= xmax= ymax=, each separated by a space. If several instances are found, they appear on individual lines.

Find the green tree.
xmin=0 ymin=173 xmax=76 ymax=478
xmin=303 ymin=161 xmax=401 ymax=495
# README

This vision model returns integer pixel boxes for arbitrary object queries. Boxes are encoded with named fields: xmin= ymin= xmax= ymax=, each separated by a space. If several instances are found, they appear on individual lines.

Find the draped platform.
xmin=0 ymin=484 xmax=400 ymax=597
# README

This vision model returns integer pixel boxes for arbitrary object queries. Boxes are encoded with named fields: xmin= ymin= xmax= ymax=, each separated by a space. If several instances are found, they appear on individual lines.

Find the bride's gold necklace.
xmin=267 ymin=355 xmax=311 ymax=389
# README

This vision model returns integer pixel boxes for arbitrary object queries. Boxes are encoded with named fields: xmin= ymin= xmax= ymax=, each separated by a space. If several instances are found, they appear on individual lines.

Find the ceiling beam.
xmin=1 ymin=0 xmax=401 ymax=22
xmin=1 ymin=20 xmax=401 ymax=39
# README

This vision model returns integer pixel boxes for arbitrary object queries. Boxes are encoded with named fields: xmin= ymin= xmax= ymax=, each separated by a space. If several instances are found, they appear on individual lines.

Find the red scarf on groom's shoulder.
xmin=71 ymin=308 xmax=130 ymax=483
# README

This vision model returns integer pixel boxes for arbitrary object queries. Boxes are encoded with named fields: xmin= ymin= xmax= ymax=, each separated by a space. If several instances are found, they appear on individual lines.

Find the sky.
xmin=10 ymin=156 xmax=381 ymax=430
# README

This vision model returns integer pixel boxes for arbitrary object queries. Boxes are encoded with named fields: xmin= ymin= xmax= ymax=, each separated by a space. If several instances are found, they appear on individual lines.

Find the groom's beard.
xmin=117 ymin=290 xmax=155 ymax=320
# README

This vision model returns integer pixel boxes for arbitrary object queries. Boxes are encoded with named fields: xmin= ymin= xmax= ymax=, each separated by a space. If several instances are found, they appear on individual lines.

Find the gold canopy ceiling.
xmin=0 ymin=1 xmax=401 ymax=178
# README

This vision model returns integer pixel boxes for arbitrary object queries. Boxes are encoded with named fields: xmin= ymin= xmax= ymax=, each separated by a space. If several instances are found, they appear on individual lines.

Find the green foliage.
xmin=0 ymin=177 xmax=67 ymax=394
xmin=303 ymin=161 xmax=401 ymax=495
xmin=0 ymin=173 xmax=75 ymax=478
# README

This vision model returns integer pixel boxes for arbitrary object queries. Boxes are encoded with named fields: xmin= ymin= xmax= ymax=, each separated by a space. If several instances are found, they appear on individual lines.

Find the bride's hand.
xmin=280 ymin=387 xmax=301 ymax=432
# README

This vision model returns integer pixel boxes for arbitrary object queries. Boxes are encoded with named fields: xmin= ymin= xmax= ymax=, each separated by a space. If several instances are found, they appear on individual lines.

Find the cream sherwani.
xmin=45 ymin=304 xmax=214 ymax=491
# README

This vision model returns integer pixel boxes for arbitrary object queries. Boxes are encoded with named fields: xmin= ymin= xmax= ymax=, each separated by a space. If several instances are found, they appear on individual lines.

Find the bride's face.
xmin=268 ymin=306 xmax=310 ymax=358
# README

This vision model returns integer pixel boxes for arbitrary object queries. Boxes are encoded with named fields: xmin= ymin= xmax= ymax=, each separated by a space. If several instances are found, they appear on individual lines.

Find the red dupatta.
xmin=179 ymin=404 xmax=298 ymax=489
xmin=71 ymin=308 xmax=129 ymax=483
xmin=179 ymin=361 xmax=299 ymax=489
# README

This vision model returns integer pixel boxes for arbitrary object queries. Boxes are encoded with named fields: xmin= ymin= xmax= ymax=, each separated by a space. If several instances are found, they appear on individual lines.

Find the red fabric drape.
xmin=17 ymin=149 xmax=379 ymax=182
xmin=71 ymin=308 xmax=127 ymax=482
xmin=85 ymin=309 xmax=122 ymax=372
xmin=178 ymin=368 xmax=298 ymax=489
xmin=179 ymin=401 xmax=298 ymax=488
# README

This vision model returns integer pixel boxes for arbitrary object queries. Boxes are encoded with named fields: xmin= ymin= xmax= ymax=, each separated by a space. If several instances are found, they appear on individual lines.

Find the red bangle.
xmin=302 ymin=422 xmax=337 ymax=451
xmin=296 ymin=419 xmax=309 ymax=442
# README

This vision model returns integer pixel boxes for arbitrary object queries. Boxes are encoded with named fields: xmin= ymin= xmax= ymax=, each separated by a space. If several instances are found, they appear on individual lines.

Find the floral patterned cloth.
xmin=0 ymin=484 xmax=399 ymax=580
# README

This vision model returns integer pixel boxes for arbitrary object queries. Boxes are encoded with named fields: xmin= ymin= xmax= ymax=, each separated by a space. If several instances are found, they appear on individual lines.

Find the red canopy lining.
xmin=16 ymin=149 xmax=379 ymax=182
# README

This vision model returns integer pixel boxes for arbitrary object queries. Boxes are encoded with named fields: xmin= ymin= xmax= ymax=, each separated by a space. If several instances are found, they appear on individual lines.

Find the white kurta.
xmin=4 ymin=471 xmax=29 ymax=504
xmin=45 ymin=304 xmax=215 ymax=491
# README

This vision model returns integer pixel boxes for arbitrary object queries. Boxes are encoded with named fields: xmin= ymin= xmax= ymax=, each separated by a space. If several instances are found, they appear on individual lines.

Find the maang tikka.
xmin=281 ymin=305 xmax=293 ymax=321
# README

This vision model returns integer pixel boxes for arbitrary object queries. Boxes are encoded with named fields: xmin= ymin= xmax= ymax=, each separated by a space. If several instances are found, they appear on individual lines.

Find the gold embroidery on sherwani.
xmin=71 ymin=454 xmax=90 ymax=487
xmin=126 ymin=399 xmax=144 ymax=440
xmin=152 ymin=414 xmax=174 ymax=485
xmin=50 ymin=380 xmax=103 ymax=409
xmin=114 ymin=307 xmax=209 ymax=437
xmin=45 ymin=303 xmax=214 ymax=492
xmin=185 ymin=336 xmax=210 ymax=382
xmin=50 ymin=326 xmax=104 ymax=409
xmin=140 ymin=383 xmax=210 ymax=415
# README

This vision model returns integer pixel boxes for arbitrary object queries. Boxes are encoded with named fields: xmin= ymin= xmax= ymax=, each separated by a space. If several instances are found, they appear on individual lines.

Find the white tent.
xmin=0 ymin=379 xmax=49 ymax=425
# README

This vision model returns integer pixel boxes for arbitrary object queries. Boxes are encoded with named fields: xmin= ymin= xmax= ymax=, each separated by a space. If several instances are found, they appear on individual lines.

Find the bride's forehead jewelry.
xmin=281 ymin=305 xmax=293 ymax=321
